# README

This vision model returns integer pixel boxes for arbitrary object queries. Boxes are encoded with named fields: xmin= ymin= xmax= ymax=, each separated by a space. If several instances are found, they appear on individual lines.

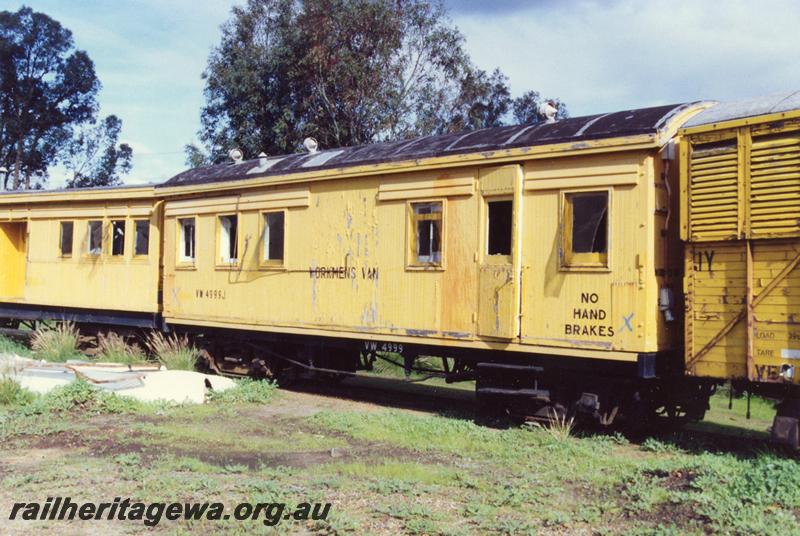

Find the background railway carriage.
xmin=0 ymin=186 xmax=161 ymax=330
xmin=154 ymin=101 xmax=710 ymax=422
xmin=679 ymin=91 xmax=800 ymax=448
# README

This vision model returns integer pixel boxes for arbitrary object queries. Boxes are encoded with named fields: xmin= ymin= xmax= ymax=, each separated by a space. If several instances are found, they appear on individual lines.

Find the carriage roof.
xmin=162 ymin=102 xmax=700 ymax=188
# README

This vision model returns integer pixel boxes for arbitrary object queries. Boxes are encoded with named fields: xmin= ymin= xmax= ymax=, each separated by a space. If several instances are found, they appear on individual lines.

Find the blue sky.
xmin=13 ymin=0 xmax=800 ymax=187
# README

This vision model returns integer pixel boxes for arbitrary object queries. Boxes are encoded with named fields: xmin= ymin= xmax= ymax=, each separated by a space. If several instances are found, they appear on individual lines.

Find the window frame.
xmin=259 ymin=209 xmax=287 ymax=270
xmin=86 ymin=220 xmax=103 ymax=257
xmin=484 ymin=196 xmax=514 ymax=265
xmin=59 ymin=221 xmax=74 ymax=258
xmin=110 ymin=219 xmax=126 ymax=257
xmin=177 ymin=217 xmax=197 ymax=269
xmin=406 ymin=199 xmax=446 ymax=271
xmin=133 ymin=219 xmax=150 ymax=258
xmin=560 ymin=188 xmax=611 ymax=271
xmin=215 ymin=213 xmax=240 ymax=268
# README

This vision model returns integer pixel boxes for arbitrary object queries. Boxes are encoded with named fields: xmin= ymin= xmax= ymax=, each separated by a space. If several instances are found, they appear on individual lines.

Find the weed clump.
xmin=146 ymin=332 xmax=198 ymax=371
xmin=96 ymin=332 xmax=148 ymax=366
xmin=0 ymin=376 xmax=34 ymax=406
xmin=0 ymin=335 xmax=31 ymax=357
xmin=207 ymin=378 xmax=277 ymax=404
xmin=526 ymin=408 xmax=575 ymax=443
xmin=20 ymin=380 xmax=154 ymax=415
xmin=31 ymin=322 xmax=81 ymax=362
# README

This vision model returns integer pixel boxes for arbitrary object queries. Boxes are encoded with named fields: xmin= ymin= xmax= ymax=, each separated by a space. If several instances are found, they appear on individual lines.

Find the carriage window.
xmin=134 ymin=220 xmax=149 ymax=256
xmin=59 ymin=222 xmax=73 ymax=257
xmin=111 ymin=220 xmax=125 ymax=256
xmin=88 ymin=220 xmax=102 ymax=256
xmin=487 ymin=200 xmax=512 ymax=256
xmin=563 ymin=191 xmax=608 ymax=267
xmin=218 ymin=215 xmax=238 ymax=264
xmin=411 ymin=201 xmax=443 ymax=266
xmin=179 ymin=218 xmax=195 ymax=263
xmin=263 ymin=212 xmax=284 ymax=265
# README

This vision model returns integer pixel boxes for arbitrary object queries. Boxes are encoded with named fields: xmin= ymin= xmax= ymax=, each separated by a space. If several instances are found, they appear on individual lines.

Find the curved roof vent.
xmin=228 ymin=148 xmax=244 ymax=164
xmin=303 ymin=137 xmax=319 ymax=153
xmin=258 ymin=152 xmax=268 ymax=167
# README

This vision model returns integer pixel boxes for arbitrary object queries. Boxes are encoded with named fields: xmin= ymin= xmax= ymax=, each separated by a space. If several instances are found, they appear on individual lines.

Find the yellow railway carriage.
xmin=0 ymin=186 xmax=161 ymax=328
xmin=151 ymin=101 xmax=712 ymax=421
xmin=14 ymin=96 xmax=800 ymax=440
xmin=679 ymin=91 xmax=800 ymax=447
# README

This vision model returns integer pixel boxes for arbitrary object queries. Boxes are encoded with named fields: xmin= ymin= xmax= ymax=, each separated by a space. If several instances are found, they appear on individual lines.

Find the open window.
xmin=134 ymin=220 xmax=149 ymax=256
xmin=486 ymin=199 xmax=513 ymax=257
xmin=409 ymin=201 xmax=443 ymax=267
xmin=59 ymin=221 xmax=73 ymax=257
xmin=262 ymin=211 xmax=285 ymax=267
xmin=87 ymin=220 xmax=102 ymax=256
xmin=218 ymin=215 xmax=238 ymax=265
xmin=111 ymin=220 xmax=125 ymax=256
xmin=563 ymin=190 xmax=609 ymax=268
xmin=178 ymin=218 xmax=195 ymax=264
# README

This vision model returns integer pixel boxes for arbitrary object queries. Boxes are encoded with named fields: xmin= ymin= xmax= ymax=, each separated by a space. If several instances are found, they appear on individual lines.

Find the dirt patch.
xmin=643 ymin=468 xmax=698 ymax=491
xmin=572 ymin=465 xmax=711 ymax=533
xmin=24 ymin=431 xmax=89 ymax=450
xmin=613 ymin=469 xmax=710 ymax=531
xmin=247 ymin=389 xmax=388 ymax=420
xmin=632 ymin=501 xmax=712 ymax=532
xmin=100 ymin=438 xmax=440 ymax=471
xmin=170 ymin=444 xmax=367 ymax=469
xmin=0 ymin=447 xmax=75 ymax=472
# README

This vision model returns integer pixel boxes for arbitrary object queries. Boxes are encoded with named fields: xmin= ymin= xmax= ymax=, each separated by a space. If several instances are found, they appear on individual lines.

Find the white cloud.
xmin=453 ymin=0 xmax=800 ymax=115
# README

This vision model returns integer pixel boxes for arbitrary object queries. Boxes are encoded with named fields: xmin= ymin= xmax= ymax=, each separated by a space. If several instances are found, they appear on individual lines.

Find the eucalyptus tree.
xmin=63 ymin=115 xmax=133 ymax=188
xmin=0 ymin=6 xmax=100 ymax=189
xmin=194 ymin=0 xmax=567 ymax=165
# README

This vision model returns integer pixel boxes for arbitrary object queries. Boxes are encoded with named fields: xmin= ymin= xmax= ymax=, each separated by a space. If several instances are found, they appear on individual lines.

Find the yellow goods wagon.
xmin=0 ymin=186 xmax=162 ymax=327
xmin=680 ymin=91 xmax=800 ymax=446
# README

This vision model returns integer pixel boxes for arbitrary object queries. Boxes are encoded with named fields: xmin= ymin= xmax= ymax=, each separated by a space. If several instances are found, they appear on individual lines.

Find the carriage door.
xmin=0 ymin=222 xmax=27 ymax=299
xmin=477 ymin=165 xmax=523 ymax=339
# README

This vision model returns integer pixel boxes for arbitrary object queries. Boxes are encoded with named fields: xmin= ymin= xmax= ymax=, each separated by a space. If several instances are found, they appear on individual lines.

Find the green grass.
xmin=336 ymin=460 xmax=459 ymax=486
xmin=3 ymin=375 xmax=277 ymax=420
xmin=0 ymin=376 xmax=798 ymax=534
xmin=0 ymin=376 xmax=35 ymax=406
xmin=17 ymin=380 xmax=163 ymax=416
xmin=310 ymin=409 xmax=544 ymax=458
xmin=207 ymin=378 xmax=278 ymax=404
xmin=0 ymin=334 xmax=32 ymax=357
xmin=369 ymin=354 xmax=448 ymax=378
xmin=309 ymin=407 xmax=800 ymax=534
xmin=133 ymin=420 xmax=347 ymax=453
xmin=696 ymin=389 xmax=777 ymax=434
xmin=366 ymin=353 xmax=476 ymax=391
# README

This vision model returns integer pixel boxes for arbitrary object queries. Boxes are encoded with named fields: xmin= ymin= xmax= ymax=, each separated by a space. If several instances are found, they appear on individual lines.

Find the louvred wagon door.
xmin=750 ymin=131 xmax=800 ymax=238
xmin=688 ymin=137 xmax=740 ymax=241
